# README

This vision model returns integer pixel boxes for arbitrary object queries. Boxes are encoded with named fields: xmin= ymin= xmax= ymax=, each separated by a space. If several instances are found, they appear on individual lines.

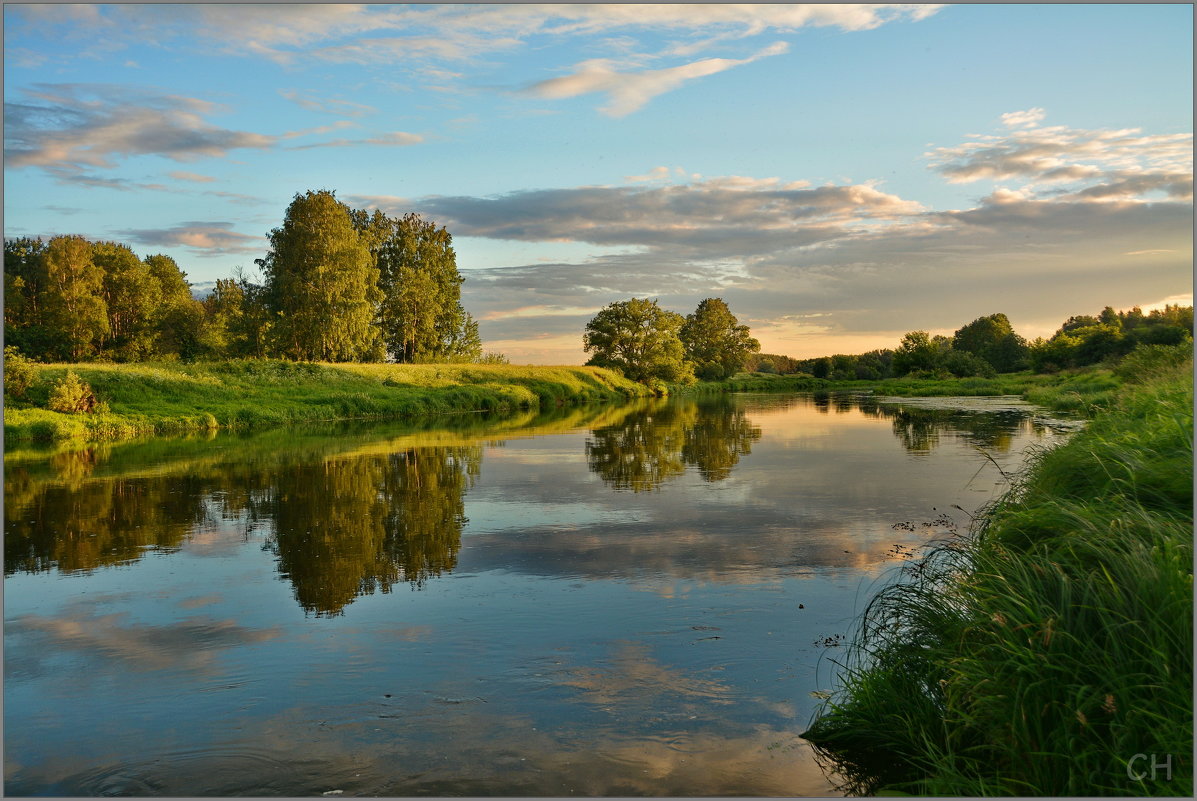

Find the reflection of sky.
xmin=4 ymin=394 xmax=1065 ymax=796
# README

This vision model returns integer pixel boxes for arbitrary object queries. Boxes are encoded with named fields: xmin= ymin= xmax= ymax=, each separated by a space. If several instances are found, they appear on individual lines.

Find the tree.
xmin=679 ymin=297 xmax=760 ymax=380
xmin=144 ymin=253 xmax=205 ymax=359
xmin=4 ymin=237 xmax=53 ymax=358
xmin=892 ymin=331 xmax=939 ymax=376
xmin=583 ymin=298 xmax=695 ymax=385
xmin=39 ymin=235 xmax=109 ymax=360
xmin=93 ymin=241 xmax=161 ymax=360
xmin=363 ymin=211 xmax=474 ymax=362
xmin=952 ymin=313 xmax=1029 ymax=373
xmin=260 ymin=190 xmax=382 ymax=361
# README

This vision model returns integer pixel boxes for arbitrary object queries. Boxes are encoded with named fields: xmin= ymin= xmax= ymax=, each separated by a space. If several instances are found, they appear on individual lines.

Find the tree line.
xmin=4 ymin=190 xmax=489 ymax=364
xmin=750 ymin=306 xmax=1193 ymax=381
xmin=583 ymin=296 xmax=760 ymax=387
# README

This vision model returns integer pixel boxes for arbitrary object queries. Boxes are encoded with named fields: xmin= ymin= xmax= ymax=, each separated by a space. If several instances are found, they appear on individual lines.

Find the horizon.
xmin=4 ymin=3 xmax=1193 ymax=364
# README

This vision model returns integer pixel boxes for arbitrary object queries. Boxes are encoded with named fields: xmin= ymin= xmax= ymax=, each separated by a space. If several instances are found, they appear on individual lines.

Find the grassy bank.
xmin=3 ymin=360 xmax=650 ymax=443
xmin=692 ymin=365 xmax=1128 ymax=416
xmin=801 ymin=357 xmax=1193 ymax=795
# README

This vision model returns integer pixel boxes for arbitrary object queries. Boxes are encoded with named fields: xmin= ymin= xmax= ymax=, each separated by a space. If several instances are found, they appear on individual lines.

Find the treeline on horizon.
xmin=3 ymin=189 xmax=498 ymax=365
xmin=746 ymin=306 xmax=1193 ymax=381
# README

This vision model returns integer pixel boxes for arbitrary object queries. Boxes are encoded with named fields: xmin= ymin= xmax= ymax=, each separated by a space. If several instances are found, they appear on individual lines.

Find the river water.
xmin=3 ymin=392 xmax=1070 ymax=796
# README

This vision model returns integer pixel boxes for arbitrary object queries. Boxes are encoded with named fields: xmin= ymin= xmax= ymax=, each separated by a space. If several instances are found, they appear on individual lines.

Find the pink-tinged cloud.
xmin=527 ymin=41 xmax=789 ymax=116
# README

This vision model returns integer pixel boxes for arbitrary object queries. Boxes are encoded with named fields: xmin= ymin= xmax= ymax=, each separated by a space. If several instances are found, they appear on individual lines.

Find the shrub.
xmin=1114 ymin=340 xmax=1194 ymax=384
xmin=3 ymin=346 xmax=39 ymax=399
xmin=47 ymin=371 xmax=101 ymax=414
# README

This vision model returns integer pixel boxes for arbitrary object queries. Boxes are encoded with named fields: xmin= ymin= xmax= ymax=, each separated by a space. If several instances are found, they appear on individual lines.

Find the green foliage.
xmin=47 ymin=370 xmax=101 ymax=414
xmin=3 ymin=346 xmax=39 ymax=399
xmin=952 ymin=312 xmax=1028 ymax=372
xmin=39 ymin=235 xmax=110 ymax=360
xmin=1114 ymin=340 xmax=1194 ymax=384
xmin=679 ymin=297 xmax=760 ymax=380
xmin=261 ymin=190 xmax=382 ymax=361
xmin=356 ymin=210 xmax=478 ymax=363
xmin=93 ymin=240 xmax=161 ymax=360
xmin=804 ymin=362 xmax=1193 ymax=796
xmin=940 ymin=348 xmax=996 ymax=378
xmin=892 ymin=331 xmax=939 ymax=376
xmin=583 ymin=297 xmax=696 ymax=385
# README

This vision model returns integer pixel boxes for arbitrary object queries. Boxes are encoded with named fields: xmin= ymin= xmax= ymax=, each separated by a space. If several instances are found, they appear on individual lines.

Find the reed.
xmin=803 ymin=359 xmax=1193 ymax=796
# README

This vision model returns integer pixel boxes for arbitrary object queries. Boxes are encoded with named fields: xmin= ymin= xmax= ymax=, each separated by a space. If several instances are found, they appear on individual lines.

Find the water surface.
xmin=4 ymin=393 xmax=1068 ymax=796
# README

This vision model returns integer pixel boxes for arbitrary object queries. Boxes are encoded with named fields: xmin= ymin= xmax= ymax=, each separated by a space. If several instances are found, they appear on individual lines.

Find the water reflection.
xmin=585 ymin=396 xmax=762 ymax=491
xmin=4 ymin=393 xmax=1051 ymax=610
xmin=5 ymin=393 xmax=1068 ymax=797
xmin=267 ymin=446 xmax=479 ymax=616
xmin=808 ymin=391 xmax=1031 ymax=453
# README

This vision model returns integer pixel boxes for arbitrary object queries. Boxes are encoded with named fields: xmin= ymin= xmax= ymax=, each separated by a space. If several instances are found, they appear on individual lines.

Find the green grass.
xmin=3 ymin=360 xmax=650 ymax=443
xmin=801 ymin=359 xmax=1193 ymax=795
xmin=690 ymin=367 xmax=1125 ymax=416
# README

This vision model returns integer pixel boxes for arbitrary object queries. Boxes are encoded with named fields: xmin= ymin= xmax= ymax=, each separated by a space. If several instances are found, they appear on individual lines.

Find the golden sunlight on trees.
xmin=583 ymin=297 xmax=695 ymax=387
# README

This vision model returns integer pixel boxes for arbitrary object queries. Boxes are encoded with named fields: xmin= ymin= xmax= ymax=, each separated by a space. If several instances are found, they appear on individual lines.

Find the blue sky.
xmin=4 ymin=3 xmax=1192 ymax=362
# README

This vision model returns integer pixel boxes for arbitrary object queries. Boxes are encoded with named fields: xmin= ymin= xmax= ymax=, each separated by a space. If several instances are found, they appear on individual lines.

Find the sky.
xmin=3 ymin=3 xmax=1193 ymax=364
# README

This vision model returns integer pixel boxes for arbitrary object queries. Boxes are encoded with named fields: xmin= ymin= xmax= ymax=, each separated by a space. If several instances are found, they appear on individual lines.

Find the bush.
xmin=3 ymin=346 xmax=38 ymax=399
xmin=1114 ymin=340 xmax=1194 ymax=384
xmin=47 ymin=371 xmax=101 ymax=414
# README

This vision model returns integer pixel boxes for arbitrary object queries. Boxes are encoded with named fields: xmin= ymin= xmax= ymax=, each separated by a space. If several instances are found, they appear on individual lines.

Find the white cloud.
xmin=1000 ymin=108 xmax=1046 ymax=128
xmin=528 ymin=41 xmax=790 ymax=116
xmin=626 ymin=166 xmax=673 ymax=183
xmin=927 ymin=115 xmax=1193 ymax=205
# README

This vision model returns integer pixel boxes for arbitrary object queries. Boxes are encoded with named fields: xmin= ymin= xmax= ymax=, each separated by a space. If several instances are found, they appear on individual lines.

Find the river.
xmin=3 ymin=392 xmax=1072 ymax=796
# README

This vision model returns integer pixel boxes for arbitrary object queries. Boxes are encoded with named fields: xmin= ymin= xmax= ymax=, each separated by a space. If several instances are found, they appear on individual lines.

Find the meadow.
xmin=3 ymin=360 xmax=649 ymax=443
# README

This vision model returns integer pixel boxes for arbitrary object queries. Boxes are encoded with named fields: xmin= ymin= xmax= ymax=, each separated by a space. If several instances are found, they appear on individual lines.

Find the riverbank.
xmin=801 ymin=356 xmax=1193 ymax=795
xmin=696 ymin=366 xmax=1126 ymax=416
xmin=3 ymin=360 xmax=650 ymax=443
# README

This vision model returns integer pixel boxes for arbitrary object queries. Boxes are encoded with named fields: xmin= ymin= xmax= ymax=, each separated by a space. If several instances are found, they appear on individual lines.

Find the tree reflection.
xmin=808 ymin=392 xmax=1026 ymax=453
xmin=3 ymin=470 xmax=205 ymax=573
xmin=586 ymin=398 xmax=762 ymax=491
xmin=5 ymin=436 xmax=481 ymax=617
xmin=265 ymin=446 xmax=480 ymax=616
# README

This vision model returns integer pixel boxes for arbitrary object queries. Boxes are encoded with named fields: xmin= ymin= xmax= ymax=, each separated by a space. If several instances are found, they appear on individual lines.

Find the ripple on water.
xmin=71 ymin=747 xmax=328 ymax=796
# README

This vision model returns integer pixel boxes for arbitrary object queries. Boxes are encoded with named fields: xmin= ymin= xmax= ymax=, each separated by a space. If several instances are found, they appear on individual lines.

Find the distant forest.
xmin=747 ymin=306 xmax=1193 ymax=380
xmin=3 ymin=190 xmax=489 ymax=364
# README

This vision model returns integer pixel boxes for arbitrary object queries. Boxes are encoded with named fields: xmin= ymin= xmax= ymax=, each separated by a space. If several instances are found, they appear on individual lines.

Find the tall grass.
xmin=803 ymin=360 xmax=1193 ymax=795
xmin=3 ymin=360 xmax=649 ymax=443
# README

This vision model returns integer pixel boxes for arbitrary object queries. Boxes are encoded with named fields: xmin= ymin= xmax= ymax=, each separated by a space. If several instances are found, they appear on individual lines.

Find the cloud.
xmin=625 ymin=166 xmax=674 ymax=183
xmin=288 ymin=131 xmax=424 ymax=150
xmin=278 ymin=89 xmax=376 ymax=117
xmin=1000 ymin=107 xmax=1046 ymax=128
xmin=526 ymin=41 xmax=789 ymax=116
xmin=115 ymin=221 xmax=262 ymax=256
xmin=6 ymin=4 xmax=942 ymax=93
xmin=421 ymin=176 xmax=923 ymax=251
xmin=168 ymin=170 xmax=216 ymax=183
xmin=927 ymin=117 xmax=1193 ymax=203
xmin=435 ymin=115 xmax=1191 ymax=362
xmin=341 ymin=194 xmax=413 ymax=216
xmin=4 ymin=84 xmax=276 ymax=172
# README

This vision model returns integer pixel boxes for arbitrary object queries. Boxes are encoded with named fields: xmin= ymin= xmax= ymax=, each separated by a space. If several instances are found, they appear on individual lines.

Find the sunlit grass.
xmin=803 ymin=359 xmax=1193 ymax=796
xmin=3 ymin=360 xmax=649 ymax=443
